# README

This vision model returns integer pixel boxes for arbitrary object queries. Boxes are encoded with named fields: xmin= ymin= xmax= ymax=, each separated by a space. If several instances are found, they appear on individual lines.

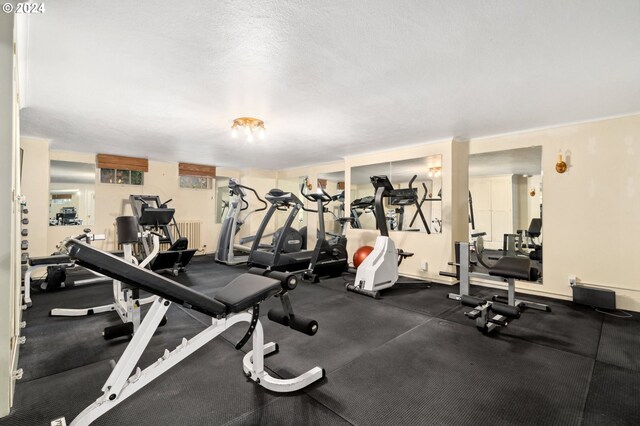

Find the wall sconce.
xmin=428 ymin=167 xmax=442 ymax=178
xmin=555 ymin=150 xmax=567 ymax=174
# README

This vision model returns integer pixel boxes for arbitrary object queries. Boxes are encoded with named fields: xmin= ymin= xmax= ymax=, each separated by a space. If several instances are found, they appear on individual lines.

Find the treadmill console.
xmin=389 ymin=188 xmax=418 ymax=205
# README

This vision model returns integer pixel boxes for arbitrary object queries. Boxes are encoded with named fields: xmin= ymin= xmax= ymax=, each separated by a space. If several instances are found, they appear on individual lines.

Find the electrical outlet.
xmin=568 ymin=275 xmax=577 ymax=286
xmin=420 ymin=260 xmax=428 ymax=272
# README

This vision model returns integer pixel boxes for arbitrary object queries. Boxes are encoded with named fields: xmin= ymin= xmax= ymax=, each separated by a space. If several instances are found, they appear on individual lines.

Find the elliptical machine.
xmin=346 ymin=175 xmax=422 ymax=299
xmin=215 ymin=178 xmax=268 ymax=265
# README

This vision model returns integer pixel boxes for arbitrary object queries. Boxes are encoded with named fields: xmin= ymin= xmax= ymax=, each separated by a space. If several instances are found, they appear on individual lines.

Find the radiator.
xmin=172 ymin=220 xmax=202 ymax=251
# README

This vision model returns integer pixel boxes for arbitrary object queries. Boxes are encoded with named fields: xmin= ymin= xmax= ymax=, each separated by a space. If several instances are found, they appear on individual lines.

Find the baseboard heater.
xmin=572 ymin=285 xmax=616 ymax=310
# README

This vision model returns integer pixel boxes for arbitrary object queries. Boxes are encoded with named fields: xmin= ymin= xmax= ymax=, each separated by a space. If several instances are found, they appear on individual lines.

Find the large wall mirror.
xmin=350 ymin=155 xmax=443 ymax=233
xmin=469 ymin=146 xmax=542 ymax=278
xmin=49 ymin=160 xmax=96 ymax=226
xmin=317 ymin=170 xmax=345 ymax=237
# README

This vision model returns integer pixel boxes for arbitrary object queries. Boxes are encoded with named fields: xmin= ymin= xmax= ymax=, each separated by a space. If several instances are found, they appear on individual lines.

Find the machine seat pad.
xmin=65 ymin=239 xmax=227 ymax=318
xmin=489 ymin=256 xmax=531 ymax=280
xmin=29 ymin=254 xmax=72 ymax=266
xmin=215 ymin=274 xmax=281 ymax=313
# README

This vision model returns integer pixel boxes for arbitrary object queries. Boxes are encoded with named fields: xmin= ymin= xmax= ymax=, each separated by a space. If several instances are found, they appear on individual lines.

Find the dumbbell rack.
xmin=20 ymin=200 xmax=29 ymax=309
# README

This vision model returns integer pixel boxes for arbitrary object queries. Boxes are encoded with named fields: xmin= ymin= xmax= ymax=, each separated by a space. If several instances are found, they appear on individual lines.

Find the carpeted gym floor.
xmin=2 ymin=255 xmax=639 ymax=425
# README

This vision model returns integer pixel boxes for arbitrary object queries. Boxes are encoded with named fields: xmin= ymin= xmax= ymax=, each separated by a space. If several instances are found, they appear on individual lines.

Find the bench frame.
xmin=54 ymin=296 xmax=323 ymax=426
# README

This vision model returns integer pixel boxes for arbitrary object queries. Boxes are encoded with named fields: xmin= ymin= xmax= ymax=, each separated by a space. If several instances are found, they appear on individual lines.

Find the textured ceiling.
xmin=20 ymin=0 xmax=640 ymax=169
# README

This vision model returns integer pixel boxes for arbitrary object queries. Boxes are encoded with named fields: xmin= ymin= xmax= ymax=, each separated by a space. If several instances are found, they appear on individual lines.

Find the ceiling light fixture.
xmin=230 ymin=117 xmax=266 ymax=142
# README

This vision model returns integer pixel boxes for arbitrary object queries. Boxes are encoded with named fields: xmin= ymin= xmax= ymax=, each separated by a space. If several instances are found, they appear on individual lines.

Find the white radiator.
xmin=173 ymin=220 xmax=202 ymax=251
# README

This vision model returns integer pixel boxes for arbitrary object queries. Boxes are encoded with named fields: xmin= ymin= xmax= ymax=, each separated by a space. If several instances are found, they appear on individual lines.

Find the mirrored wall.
xmin=350 ymin=155 xmax=443 ymax=233
xmin=49 ymin=160 xmax=96 ymax=226
xmin=469 ymin=146 xmax=543 ymax=277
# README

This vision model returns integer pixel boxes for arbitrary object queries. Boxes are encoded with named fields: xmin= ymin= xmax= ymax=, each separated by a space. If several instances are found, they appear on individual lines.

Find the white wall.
xmin=0 ymin=10 xmax=19 ymax=416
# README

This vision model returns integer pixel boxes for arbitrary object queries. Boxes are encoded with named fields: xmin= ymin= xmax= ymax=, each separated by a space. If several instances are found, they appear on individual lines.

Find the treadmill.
xmin=248 ymin=188 xmax=315 ymax=272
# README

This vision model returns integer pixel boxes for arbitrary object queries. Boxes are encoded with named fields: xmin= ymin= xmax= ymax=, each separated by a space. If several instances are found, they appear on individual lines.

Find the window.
xmin=100 ymin=168 xmax=144 ymax=185
xmin=180 ymin=175 xmax=212 ymax=189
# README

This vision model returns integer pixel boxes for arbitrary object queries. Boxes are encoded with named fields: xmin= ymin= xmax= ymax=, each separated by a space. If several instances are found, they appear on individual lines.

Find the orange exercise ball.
xmin=353 ymin=245 xmax=374 ymax=268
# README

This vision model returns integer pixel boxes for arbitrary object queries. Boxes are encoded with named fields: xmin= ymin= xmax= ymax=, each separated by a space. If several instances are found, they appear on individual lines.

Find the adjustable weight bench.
xmin=53 ymin=239 xmax=324 ymax=426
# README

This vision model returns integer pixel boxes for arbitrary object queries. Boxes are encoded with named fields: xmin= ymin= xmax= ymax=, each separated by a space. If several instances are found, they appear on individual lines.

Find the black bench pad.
xmin=215 ymin=274 xmax=281 ymax=313
xmin=29 ymin=254 xmax=72 ymax=266
xmin=65 ymin=239 xmax=227 ymax=318
xmin=489 ymin=256 xmax=531 ymax=280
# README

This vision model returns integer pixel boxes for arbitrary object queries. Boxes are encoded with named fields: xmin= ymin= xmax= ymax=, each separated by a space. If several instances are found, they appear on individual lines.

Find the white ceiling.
xmin=20 ymin=1 xmax=640 ymax=170
xmin=469 ymin=146 xmax=542 ymax=176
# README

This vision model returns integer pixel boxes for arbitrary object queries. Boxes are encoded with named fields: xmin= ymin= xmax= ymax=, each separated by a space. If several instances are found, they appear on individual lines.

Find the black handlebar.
xmin=238 ymin=184 xmax=268 ymax=212
xmin=299 ymin=183 xmax=332 ymax=203
xmin=134 ymin=196 xmax=149 ymax=206
xmin=408 ymin=175 xmax=417 ymax=189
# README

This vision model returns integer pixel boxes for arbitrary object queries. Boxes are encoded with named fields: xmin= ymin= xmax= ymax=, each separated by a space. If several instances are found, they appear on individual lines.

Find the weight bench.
xmin=53 ymin=239 xmax=324 ymax=426
xmin=447 ymin=242 xmax=549 ymax=334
